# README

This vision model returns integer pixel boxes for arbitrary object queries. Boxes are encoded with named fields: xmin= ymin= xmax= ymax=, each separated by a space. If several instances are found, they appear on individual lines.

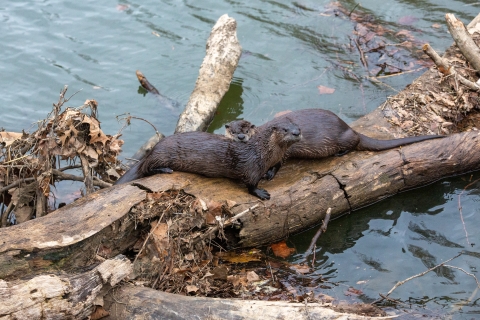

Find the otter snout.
xmin=237 ymin=133 xmax=246 ymax=141
xmin=291 ymin=127 xmax=301 ymax=137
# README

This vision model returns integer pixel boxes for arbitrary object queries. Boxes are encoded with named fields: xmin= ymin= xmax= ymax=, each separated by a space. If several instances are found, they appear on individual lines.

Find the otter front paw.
xmin=250 ymin=188 xmax=270 ymax=200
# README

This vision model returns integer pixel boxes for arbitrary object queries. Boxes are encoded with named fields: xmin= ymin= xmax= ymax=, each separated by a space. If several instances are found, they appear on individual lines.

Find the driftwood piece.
xmin=422 ymin=43 xmax=480 ymax=91
xmin=1 ymin=131 xmax=479 ymax=279
xmin=103 ymin=284 xmax=387 ymax=320
xmin=0 ymin=184 xmax=145 ymax=280
xmin=0 ymin=255 xmax=131 ymax=320
xmin=175 ymin=14 xmax=242 ymax=133
xmin=445 ymin=13 xmax=480 ymax=74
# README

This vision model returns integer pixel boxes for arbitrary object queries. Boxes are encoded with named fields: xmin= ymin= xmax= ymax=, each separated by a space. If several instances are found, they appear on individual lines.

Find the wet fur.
xmin=225 ymin=108 xmax=443 ymax=158
xmin=115 ymin=119 xmax=301 ymax=199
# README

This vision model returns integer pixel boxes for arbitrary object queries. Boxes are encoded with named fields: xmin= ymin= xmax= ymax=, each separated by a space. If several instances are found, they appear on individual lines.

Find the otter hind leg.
xmin=263 ymin=162 xmax=282 ymax=180
xmin=335 ymin=149 xmax=351 ymax=157
xmin=150 ymin=167 xmax=174 ymax=174
xmin=248 ymin=185 xmax=271 ymax=200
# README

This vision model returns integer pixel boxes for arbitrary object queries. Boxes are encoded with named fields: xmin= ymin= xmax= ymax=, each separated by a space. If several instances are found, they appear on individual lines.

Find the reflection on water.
xmin=1 ymin=0 xmax=479 ymax=316
xmin=290 ymin=172 xmax=480 ymax=317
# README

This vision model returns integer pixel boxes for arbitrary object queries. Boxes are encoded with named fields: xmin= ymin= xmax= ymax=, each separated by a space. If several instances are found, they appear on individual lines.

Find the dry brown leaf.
xmin=317 ymin=85 xmax=336 ymax=95
xmin=246 ymin=271 xmax=260 ymax=282
xmin=185 ymin=285 xmax=199 ymax=293
xmin=290 ymin=264 xmax=310 ymax=274
xmin=211 ymin=266 xmax=228 ymax=280
xmin=0 ymin=132 xmax=23 ymax=147
xmin=271 ymin=241 xmax=296 ymax=259
xmin=219 ymin=250 xmax=263 ymax=264
xmin=90 ymin=306 xmax=109 ymax=320
xmin=150 ymin=221 xmax=169 ymax=257
xmin=227 ymin=275 xmax=248 ymax=287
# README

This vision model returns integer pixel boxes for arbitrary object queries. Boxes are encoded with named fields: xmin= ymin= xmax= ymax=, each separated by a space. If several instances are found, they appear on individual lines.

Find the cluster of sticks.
xmin=423 ymin=14 xmax=480 ymax=92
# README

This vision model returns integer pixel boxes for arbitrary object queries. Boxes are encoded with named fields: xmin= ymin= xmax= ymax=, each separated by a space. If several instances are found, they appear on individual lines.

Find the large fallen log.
xmin=1 ymin=130 xmax=478 ymax=279
xmin=102 ymin=284 xmax=387 ymax=320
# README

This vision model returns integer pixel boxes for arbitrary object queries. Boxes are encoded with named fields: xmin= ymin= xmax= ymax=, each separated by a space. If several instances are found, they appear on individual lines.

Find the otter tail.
xmin=356 ymin=133 xmax=444 ymax=151
xmin=114 ymin=161 xmax=143 ymax=185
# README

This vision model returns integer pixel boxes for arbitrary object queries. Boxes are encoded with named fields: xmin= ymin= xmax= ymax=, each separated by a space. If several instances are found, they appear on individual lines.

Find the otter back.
xmin=116 ymin=119 xmax=301 ymax=200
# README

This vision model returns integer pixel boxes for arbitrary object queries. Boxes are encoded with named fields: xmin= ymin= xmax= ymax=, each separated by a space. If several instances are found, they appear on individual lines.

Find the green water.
xmin=1 ymin=0 xmax=479 ymax=317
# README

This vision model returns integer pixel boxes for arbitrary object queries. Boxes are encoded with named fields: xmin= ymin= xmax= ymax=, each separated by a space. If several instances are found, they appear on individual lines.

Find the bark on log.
xmin=0 ymin=184 xmax=145 ymax=280
xmin=1 ymin=130 xmax=478 ymax=280
xmin=0 ymin=255 xmax=131 ymax=320
xmin=102 ymin=284 xmax=388 ymax=320
xmin=175 ymin=14 xmax=242 ymax=133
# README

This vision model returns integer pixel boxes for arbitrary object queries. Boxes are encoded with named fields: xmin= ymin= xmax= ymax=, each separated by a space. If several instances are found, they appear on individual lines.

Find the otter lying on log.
xmin=115 ymin=119 xmax=301 ymax=200
xmin=225 ymin=108 xmax=443 ymax=180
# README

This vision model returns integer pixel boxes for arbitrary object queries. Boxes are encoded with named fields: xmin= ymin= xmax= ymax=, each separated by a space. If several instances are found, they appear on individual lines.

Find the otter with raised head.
xmin=225 ymin=108 xmax=443 ymax=179
xmin=115 ymin=118 xmax=301 ymax=200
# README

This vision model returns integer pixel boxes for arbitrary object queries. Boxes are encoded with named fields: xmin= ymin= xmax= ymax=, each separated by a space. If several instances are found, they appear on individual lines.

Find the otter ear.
xmin=250 ymin=124 xmax=256 ymax=129
xmin=225 ymin=124 xmax=230 ymax=129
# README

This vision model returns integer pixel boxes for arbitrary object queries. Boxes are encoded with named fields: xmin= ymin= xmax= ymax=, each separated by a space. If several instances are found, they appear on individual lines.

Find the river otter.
xmin=115 ymin=119 xmax=301 ymax=200
xmin=225 ymin=108 xmax=443 ymax=179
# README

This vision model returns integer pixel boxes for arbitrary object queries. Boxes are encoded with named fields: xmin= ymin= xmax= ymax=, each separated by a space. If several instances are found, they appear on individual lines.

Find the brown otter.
xmin=225 ymin=108 xmax=443 ymax=179
xmin=115 ymin=118 xmax=301 ymax=200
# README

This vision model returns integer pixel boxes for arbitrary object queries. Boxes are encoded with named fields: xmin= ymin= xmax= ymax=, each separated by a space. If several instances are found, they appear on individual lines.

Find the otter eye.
xmin=283 ymin=128 xmax=288 ymax=133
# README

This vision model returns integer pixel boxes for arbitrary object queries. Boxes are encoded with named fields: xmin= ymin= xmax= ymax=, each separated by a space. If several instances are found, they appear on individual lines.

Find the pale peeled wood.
xmin=103 ymin=284 xmax=387 ymax=320
xmin=175 ymin=14 xmax=242 ymax=133
xmin=0 ymin=255 xmax=131 ymax=320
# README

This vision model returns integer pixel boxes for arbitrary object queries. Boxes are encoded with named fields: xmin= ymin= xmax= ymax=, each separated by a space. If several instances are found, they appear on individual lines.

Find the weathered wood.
xmin=103 ymin=284 xmax=388 ymax=320
xmin=0 ymin=255 xmax=132 ymax=320
xmin=0 ymin=184 xmax=145 ymax=280
xmin=175 ymin=14 xmax=242 ymax=133
xmin=446 ymin=13 xmax=480 ymax=74
xmin=1 ymin=131 xmax=479 ymax=280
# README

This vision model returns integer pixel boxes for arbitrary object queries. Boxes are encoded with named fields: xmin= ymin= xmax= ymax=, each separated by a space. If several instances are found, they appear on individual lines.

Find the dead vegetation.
xmin=0 ymin=86 xmax=122 ymax=225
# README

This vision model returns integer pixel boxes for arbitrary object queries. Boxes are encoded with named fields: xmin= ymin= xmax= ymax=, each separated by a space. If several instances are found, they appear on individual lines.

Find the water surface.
xmin=1 ymin=0 xmax=478 ymax=317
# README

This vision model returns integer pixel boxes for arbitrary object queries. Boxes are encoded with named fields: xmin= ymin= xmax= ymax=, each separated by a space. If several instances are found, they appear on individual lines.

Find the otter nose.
xmin=237 ymin=133 xmax=245 ymax=141
xmin=291 ymin=128 xmax=301 ymax=137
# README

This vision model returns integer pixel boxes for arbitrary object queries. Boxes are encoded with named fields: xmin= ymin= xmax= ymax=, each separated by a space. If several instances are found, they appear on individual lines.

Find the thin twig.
xmin=306 ymin=208 xmax=332 ymax=254
xmin=444 ymin=265 xmax=480 ymax=288
xmin=117 ymin=113 xmax=161 ymax=137
xmin=348 ymin=3 xmax=360 ymax=18
xmin=194 ymin=203 xmax=259 ymax=244
xmin=133 ymin=210 xmax=167 ymax=265
xmin=423 ymin=43 xmax=479 ymax=91
xmin=353 ymin=37 xmax=368 ymax=69
xmin=373 ymin=252 xmax=463 ymax=304
xmin=457 ymin=176 xmax=480 ymax=246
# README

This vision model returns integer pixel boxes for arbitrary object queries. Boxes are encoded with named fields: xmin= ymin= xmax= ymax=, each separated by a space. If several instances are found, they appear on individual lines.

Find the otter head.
xmin=270 ymin=119 xmax=302 ymax=147
xmin=225 ymin=120 xmax=256 ymax=142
